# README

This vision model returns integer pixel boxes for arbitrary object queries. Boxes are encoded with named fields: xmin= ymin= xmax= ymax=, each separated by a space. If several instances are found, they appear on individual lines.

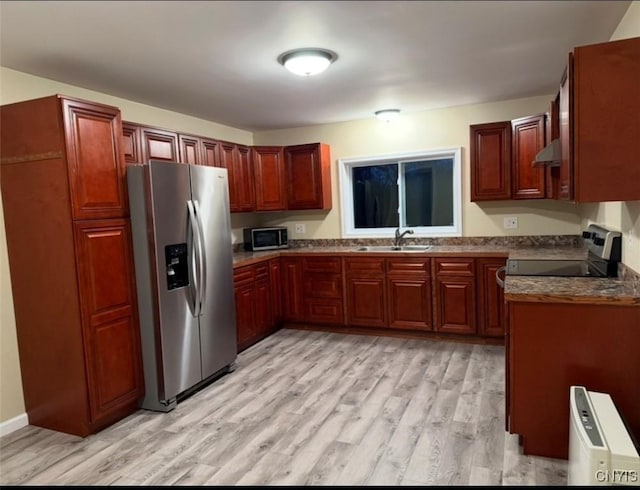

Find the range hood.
xmin=532 ymin=138 xmax=561 ymax=167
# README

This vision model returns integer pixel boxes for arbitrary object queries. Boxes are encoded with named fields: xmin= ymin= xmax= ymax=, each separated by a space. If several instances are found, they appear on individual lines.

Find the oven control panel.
xmin=583 ymin=224 xmax=621 ymax=261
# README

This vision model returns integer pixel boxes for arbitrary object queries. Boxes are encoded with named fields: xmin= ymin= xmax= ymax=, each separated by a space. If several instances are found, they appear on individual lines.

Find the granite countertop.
xmin=232 ymin=244 xmax=640 ymax=305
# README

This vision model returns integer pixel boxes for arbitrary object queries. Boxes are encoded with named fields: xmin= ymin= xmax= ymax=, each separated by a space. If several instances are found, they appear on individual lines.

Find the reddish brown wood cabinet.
xmin=345 ymin=258 xmax=387 ymax=328
xmin=471 ymin=115 xmax=546 ymax=201
xmin=433 ymin=258 xmax=477 ymax=335
xmin=270 ymin=258 xmax=282 ymax=324
xmin=285 ymin=143 xmax=332 ymax=210
xmin=511 ymin=114 xmax=546 ymax=199
xmin=476 ymin=258 xmax=506 ymax=337
xmin=122 ymin=122 xmax=142 ymax=165
xmin=281 ymin=257 xmax=304 ymax=322
xmin=507 ymin=301 xmax=640 ymax=459
xmin=233 ymin=262 xmax=276 ymax=352
xmin=220 ymin=142 xmax=255 ymax=213
xmin=302 ymin=257 xmax=344 ymax=325
xmin=470 ymin=121 xmax=512 ymax=201
xmin=252 ymin=146 xmax=286 ymax=211
xmin=201 ymin=138 xmax=222 ymax=167
xmin=1 ymin=95 xmax=144 ymax=437
xmin=386 ymin=258 xmax=432 ymax=331
xmin=178 ymin=134 xmax=202 ymax=165
xmin=557 ymin=37 xmax=640 ymax=202
xmin=140 ymin=126 xmax=179 ymax=163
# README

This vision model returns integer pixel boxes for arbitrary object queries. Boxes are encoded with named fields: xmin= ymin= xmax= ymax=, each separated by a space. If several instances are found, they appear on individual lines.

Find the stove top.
xmin=506 ymin=224 xmax=622 ymax=278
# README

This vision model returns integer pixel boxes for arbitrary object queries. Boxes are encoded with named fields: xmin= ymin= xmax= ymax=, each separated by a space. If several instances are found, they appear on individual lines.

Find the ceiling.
xmin=0 ymin=1 xmax=631 ymax=132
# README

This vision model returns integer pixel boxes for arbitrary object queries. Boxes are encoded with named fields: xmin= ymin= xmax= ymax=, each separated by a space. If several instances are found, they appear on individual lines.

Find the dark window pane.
xmin=352 ymin=164 xmax=399 ymax=228
xmin=404 ymin=159 xmax=453 ymax=227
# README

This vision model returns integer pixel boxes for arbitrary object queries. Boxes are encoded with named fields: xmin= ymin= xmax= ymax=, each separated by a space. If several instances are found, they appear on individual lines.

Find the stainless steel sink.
xmin=353 ymin=245 xmax=432 ymax=252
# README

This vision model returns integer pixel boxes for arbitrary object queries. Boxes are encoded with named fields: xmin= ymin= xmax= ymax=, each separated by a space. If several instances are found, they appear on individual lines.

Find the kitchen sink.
xmin=353 ymin=245 xmax=432 ymax=252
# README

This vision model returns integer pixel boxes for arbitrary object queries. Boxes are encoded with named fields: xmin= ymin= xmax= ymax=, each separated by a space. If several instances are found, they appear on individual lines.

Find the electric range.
xmin=506 ymin=224 xmax=622 ymax=278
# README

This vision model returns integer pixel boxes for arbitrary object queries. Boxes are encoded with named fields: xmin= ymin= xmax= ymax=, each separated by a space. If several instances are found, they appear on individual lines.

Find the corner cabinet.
xmin=1 ymin=95 xmax=144 ymax=437
xmin=285 ymin=143 xmax=332 ymax=210
xmin=557 ymin=37 xmax=640 ymax=202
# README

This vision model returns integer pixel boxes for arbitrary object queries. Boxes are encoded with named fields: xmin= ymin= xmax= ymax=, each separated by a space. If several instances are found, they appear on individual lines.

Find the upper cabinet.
xmin=219 ymin=142 xmax=255 ymax=213
xmin=470 ymin=114 xmax=547 ymax=202
xmin=556 ymin=37 xmax=640 ymax=202
xmin=252 ymin=146 xmax=286 ymax=211
xmin=178 ymin=134 xmax=202 ymax=165
xmin=140 ymin=126 xmax=179 ymax=163
xmin=285 ymin=143 xmax=332 ymax=210
xmin=122 ymin=122 xmax=142 ymax=165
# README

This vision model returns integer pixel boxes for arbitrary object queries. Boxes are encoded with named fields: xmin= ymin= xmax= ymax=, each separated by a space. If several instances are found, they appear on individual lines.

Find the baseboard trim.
xmin=0 ymin=413 xmax=28 ymax=438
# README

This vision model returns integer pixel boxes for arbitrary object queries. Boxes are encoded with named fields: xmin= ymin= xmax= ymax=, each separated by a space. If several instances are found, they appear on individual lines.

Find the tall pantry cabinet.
xmin=0 ymin=95 xmax=144 ymax=437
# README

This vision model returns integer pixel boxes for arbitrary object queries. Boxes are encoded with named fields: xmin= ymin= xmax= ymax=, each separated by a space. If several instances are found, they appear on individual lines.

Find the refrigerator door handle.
xmin=187 ymin=200 xmax=202 ymax=317
xmin=193 ymin=200 xmax=207 ymax=316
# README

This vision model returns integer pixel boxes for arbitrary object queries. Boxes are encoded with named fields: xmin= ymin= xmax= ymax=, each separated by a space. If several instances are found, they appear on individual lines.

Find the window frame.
xmin=338 ymin=147 xmax=462 ymax=238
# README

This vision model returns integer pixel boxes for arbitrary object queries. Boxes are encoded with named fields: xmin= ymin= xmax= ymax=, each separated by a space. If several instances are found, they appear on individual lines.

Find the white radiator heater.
xmin=568 ymin=386 xmax=640 ymax=486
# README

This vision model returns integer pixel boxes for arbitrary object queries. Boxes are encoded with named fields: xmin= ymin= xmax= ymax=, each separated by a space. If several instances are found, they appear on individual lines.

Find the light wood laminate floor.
xmin=0 ymin=329 xmax=567 ymax=485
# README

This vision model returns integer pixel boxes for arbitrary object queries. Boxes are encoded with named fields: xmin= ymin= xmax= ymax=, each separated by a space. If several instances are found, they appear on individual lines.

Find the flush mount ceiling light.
xmin=278 ymin=48 xmax=337 ymax=76
xmin=375 ymin=109 xmax=401 ymax=122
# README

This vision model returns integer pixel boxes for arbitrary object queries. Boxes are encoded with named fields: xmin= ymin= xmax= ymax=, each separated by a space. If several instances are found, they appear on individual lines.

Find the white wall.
xmin=254 ymin=96 xmax=582 ymax=239
xmin=581 ymin=1 xmax=640 ymax=273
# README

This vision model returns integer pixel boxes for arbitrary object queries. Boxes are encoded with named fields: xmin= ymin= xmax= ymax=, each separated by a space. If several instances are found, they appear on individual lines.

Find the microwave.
xmin=243 ymin=227 xmax=289 ymax=251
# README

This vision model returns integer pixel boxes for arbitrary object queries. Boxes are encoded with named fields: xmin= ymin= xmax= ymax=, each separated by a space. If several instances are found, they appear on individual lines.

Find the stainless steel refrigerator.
xmin=127 ymin=161 xmax=237 ymax=412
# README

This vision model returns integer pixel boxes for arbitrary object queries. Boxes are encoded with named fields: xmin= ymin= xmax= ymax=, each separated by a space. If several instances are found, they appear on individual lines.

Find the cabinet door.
xmin=434 ymin=276 xmax=476 ymax=334
xmin=253 ymin=146 xmax=286 ymax=211
xmin=178 ymin=134 xmax=201 ymax=165
xmin=470 ymin=121 xmax=512 ymax=201
xmin=219 ymin=142 xmax=240 ymax=212
xmin=558 ymin=57 xmax=573 ymax=201
xmin=73 ymin=219 xmax=143 ymax=423
xmin=387 ymin=277 xmax=432 ymax=331
xmin=281 ymin=257 xmax=304 ymax=322
xmin=202 ymin=138 xmax=222 ymax=168
xmin=234 ymin=282 xmax=256 ymax=349
xmin=346 ymin=276 xmax=386 ymax=328
xmin=140 ymin=127 xmax=179 ymax=163
xmin=477 ymin=258 xmax=506 ymax=337
xmin=545 ymin=96 xmax=560 ymax=199
xmin=285 ymin=143 xmax=332 ymax=210
xmin=255 ymin=277 xmax=272 ymax=338
xmin=270 ymin=258 xmax=282 ymax=324
xmin=511 ymin=114 xmax=546 ymax=199
xmin=236 ymin=145 xmax=255 ymax=212
xmin=62 ymin=98 xmax=128 ymax=220
xmin=122 ymin=122 xmax=142 ymax=165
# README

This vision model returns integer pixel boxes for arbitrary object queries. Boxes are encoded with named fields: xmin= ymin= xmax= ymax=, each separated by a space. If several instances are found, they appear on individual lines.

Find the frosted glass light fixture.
xmin=375 ymin=109 xmax=401 ymax=122
xmin=278 ymin=48 xmax=337 ymax=76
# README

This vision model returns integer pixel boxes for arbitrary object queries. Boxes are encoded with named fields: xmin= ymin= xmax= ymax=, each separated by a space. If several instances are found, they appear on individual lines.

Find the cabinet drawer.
xmin=386 ymin=258 xmax=430 ymax=276
xmin=344 ymin=258 xmax=385 ymax=275
xmin=304 ymin=298 xmax=344 ymax=325
xmin=434 ymin=258 xmax=475 ymax=276
xmin=303 ymin=273 xmax=342 ymax=299
xmin=233 ymin=266 xmax=254 ymax=285
xmin=254 ymin=263 xmax=269 ymax=280
xmin=302 ymin=256 xmax=341 ymax=273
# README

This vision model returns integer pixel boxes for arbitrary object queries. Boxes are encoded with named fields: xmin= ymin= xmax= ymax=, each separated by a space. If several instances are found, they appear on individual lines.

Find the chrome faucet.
xmin=394 ymin=227 xmax=414 ymax=247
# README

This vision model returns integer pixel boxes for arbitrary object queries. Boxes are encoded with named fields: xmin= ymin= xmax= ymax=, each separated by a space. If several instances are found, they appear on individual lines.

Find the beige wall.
xmin=254 ymin=95 xmax=582 ymax=239
xmin=0 ymin=67 xmax=261 ymax=424
xmin=581 ymin=1 xmax=640 ymax=273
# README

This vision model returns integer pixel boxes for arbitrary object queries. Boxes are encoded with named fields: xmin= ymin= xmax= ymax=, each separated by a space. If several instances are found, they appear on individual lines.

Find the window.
xmin=339 ymin=148 xmax=462 ymax=237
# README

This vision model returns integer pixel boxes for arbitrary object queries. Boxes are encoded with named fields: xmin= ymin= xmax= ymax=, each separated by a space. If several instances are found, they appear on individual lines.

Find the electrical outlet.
xmin=504 ymin=217 xmax=518 ymax=229
xmin=295 ymin=223 xmax=306 ymax=234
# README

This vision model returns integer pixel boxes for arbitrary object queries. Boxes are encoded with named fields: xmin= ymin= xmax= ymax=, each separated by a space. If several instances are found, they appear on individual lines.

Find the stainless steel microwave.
xmin=243 ymin=227 xmax=288 ymax=251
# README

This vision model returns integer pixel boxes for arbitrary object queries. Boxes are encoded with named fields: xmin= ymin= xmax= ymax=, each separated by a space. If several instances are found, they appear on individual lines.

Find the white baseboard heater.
xmin=568 ymin=386 xmax=640 ymax=486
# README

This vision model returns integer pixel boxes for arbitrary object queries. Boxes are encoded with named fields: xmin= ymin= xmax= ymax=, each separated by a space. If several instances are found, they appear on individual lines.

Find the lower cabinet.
xmin=233 ymin=261 xmax=278 ymax=352
xmin=302 ymin=256 xmax=344 ymax=325
xmin=386 ymin=258 xmax=432 ymax=330
xmin=281 ymin=257 xmax=304 ymax=322
xmin=345 ymin=257 xmax=387 ymax=328
xmin=434 ymin=258 xmax=477 ymax=335
xmin=477 ymin=258 xmax=506 ymax=337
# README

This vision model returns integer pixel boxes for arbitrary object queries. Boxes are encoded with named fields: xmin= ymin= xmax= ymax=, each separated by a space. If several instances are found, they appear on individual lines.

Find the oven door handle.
xmin=496 ymin=265 xmax=506 ymax=289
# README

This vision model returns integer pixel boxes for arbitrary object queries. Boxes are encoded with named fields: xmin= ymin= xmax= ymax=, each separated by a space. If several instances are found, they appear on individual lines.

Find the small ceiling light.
xmin=375 ymin=109 xmax=401 ymax=122
xmin=278 ymin=48 xmax=337 ymax=76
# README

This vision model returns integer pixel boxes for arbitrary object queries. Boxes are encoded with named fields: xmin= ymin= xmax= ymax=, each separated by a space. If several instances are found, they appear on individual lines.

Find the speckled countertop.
xmin=232 ymin=244 xmax=640 ymax=305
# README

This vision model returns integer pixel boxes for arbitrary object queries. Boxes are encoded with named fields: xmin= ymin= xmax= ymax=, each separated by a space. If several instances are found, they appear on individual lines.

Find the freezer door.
xmin=148 ymin=162 xmax=202 ymax=400
xmin=190 ymin=165 xmax=237 ymax=379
